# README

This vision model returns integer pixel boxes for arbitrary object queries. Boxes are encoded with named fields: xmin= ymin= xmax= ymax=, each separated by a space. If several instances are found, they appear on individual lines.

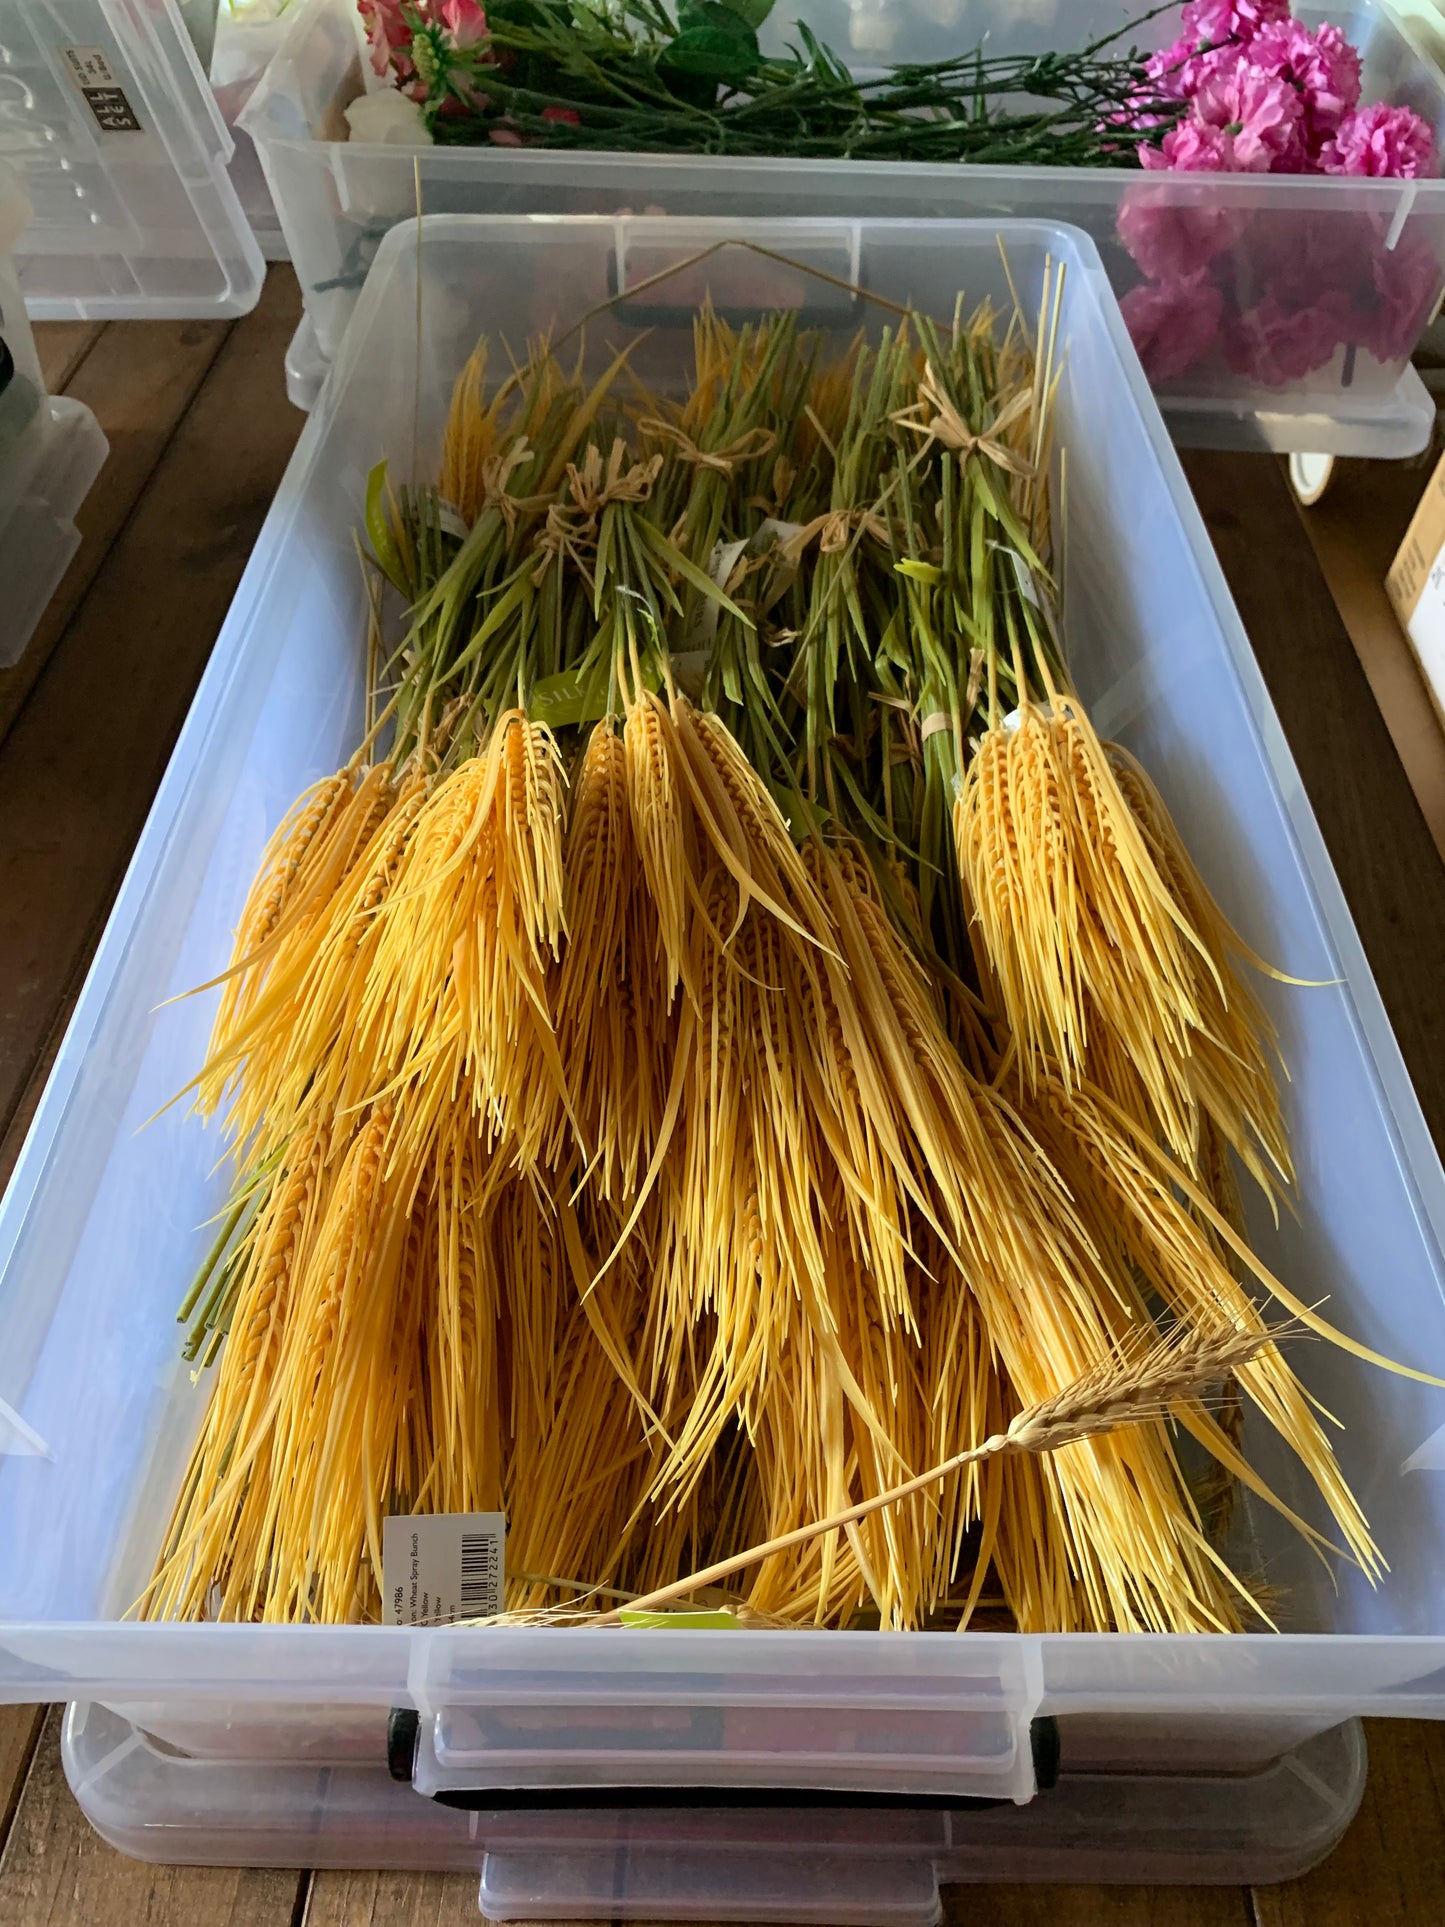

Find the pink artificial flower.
xmin=1144 ymin=33 xmax=1240 ymax=107
xmin=440 ymin=0 xmax=488 ymax=48
xmin=1143 ymin=115 xmax=1231 ymax=170
xmin=541 ymin=106 xmax=582 ymax=125
xmin=1347 ymin=232 xmax=1444 ymax=362
xmin=1247 ymin=20 xmax=1360 ymax=148
xmin=1178 ymin=0 xmax=1288 ymax=45
xmin=1148 ymin=64 xmax=1306 ymax=173
xmin=358 ymin=0 xmax=415 ymax=83
xmin=489 ymin=123 xmax=524 ymax=145
xmin=1225 ymin=289 xmax=1351 ymax=381
xmin=1120 ymin=275 xmax=1226 ymax=382
xmin=1319 ymin=101 xmax=1436 ymax=178
xmin=1118 ymin=182 xmax=1248 ymax=278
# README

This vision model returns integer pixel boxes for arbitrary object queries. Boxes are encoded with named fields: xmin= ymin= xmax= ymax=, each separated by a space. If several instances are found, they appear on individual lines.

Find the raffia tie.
xmin=479 ymin=442 xmax=553 ymax=539
xmin=779 ymin=506 xmax=890 ymax=568
xmin=532 ymin=440 xmax=665 ymax=581
xmin=891 ymin=361 xmax=1034 ymax=478
xmin=638 ymin=418 xmax=777 ymax=475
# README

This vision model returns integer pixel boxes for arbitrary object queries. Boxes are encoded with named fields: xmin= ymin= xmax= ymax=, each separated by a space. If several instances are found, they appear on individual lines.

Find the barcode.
xmin=459 ymin=1531 xmax=501 ymax=1616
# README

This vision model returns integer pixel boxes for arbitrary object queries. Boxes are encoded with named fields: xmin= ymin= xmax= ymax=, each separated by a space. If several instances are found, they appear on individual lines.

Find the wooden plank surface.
xmin=1290 ymin=447 xmax=1445 ymax=866
xmin=32 ymin=324 xmax=104 ymax=397
xmin=952 ymin=1893 xmax=1251 ymax=1927
xmin=1183 ymin=450 xmax=1445 ymax=1157
xmin=0 ymin=285 xmax=1443 ymax=1925
xmin=0 ymin=1707 xmax=43 ymax=1858
xmin=1250 ymin=1722 xmax=1445 ymax=1927
xmin=303 ymin=1872 xmax=508 ymax=1927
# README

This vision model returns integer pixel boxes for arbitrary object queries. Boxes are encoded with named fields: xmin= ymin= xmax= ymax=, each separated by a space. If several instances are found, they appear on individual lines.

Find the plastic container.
xmin=59 ymin=1700 xmax=1369 ymax=1909
xmin=242 ymin=0 xmax=1445 ymax=450
xmin=206 ymin=3 xmax=292 ymax=260
xmin=0 ymin=0 xmax=265 ymax=318
xmin=0 ymin=166 xmax=107 ymax=667
xmin=4 ymin=212 xmax=1445 ymax=1897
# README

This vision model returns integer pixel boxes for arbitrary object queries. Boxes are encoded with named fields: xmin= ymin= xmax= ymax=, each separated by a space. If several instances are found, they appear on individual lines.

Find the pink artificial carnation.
xmin=1225 ymin=289 xmax=1351 ymax=381
xmin=440 ymin=0 xmax=489 ymax=48
xmin=1347 ymin=232 xmax=1444 ymax=361
xmin=541 ymin=105 xmax=582 ymax=125
xmin=1118 ymin=182 xmax=1248 ymax=277
xmin=1178 ymin=0 xmax=1289 ymax=46
xmin=1120 ymin=275 xmax=1226 ymax=382
xmin=1319 ymin=101 xmax=1436 ymax=178
xmin=1247 ymin=20 xmax=1360 ymax=149
xmin=1148 ymin=64 xmax=1306 ymax=173
xmin=1144 ymin=33 xmax=1240 ymax=106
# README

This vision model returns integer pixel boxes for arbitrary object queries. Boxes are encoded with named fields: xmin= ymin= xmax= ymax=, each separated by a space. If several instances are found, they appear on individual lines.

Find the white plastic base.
xmin=1163 ymin=364 xmax=1437 ymax=458
xmin=62 ymin=1702 xmax=1366 ymax=1916
xmin=0 ymin=397 xmax=108 ymax=667
xmin=284 ymin=311 xmax=327 ymax=413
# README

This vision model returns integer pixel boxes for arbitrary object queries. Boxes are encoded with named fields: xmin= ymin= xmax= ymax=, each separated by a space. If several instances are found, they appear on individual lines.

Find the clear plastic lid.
xmin=0 ymin=0 xmax=265 ymax=319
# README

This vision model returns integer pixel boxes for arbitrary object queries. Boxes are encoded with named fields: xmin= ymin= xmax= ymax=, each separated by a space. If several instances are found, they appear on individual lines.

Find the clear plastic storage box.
xmin=183 ymin=0 xmax=291 ymax=260
xmin=0 ymin=164 xmax=107 ymax=667
xmin=0 ymin=0 xmax=266 ymax=317
xmin=3 ymin=213 xmax=1445 ymax=1912
xmin=244 ymin=0 xmax=1445 ymax=451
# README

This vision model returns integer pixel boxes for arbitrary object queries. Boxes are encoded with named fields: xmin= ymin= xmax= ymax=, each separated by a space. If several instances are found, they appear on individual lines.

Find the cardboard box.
xmin=1388 ymin=448 xmax=1445 ymax=735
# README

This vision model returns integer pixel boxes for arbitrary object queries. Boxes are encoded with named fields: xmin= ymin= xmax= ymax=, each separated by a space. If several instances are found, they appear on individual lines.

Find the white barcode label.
xmin=382 ymin=1511 xmax=505 ymax=1626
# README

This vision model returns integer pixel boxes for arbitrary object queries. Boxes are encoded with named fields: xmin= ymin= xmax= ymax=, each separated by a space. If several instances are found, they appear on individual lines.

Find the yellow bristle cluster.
xmin=141 ymin=278 xmax=1428 ymax=1639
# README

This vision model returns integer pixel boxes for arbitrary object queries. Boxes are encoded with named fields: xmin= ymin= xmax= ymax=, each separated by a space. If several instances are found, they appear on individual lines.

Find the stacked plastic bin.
xmin=243 ymin=0 xmax=1445 ymax=449
xmin=0 ymin=0 xmax=265 ymax=322
xmin=0 ymin=166 xmax=107 ymax=668
xmin=3 ymin=216 xmax=1445 ymax=1915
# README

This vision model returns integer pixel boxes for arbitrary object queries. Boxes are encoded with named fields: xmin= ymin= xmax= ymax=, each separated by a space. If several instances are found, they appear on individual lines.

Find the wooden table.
xmin=3 ymin=267 xmax=1445 ymax=1927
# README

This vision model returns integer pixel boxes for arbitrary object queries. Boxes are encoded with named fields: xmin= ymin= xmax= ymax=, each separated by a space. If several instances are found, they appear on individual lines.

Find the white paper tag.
xmin=1002 ymin=698 xmax=1059 ymax=735
xmin=683 ymin=535 xmax=750 ymax=652
xmin=382 ymin=1511 xmax=505 ymax=1625
xmin=755 ymin=516 xmax=808 ymax=549
xmin=62 ymin=46 xmax=120 ymax=87
xmin=435 ymin=497 xmax=469 ymax=542
xmin=61 ymin=47 xmax=143 ymax=133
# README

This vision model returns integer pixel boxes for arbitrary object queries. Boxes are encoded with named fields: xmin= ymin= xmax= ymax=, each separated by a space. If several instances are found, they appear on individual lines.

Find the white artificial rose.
xmin=847 ymin=0 xmax=897 ymax=53
xmin=345 ymin=91 xmax=435 ymax=147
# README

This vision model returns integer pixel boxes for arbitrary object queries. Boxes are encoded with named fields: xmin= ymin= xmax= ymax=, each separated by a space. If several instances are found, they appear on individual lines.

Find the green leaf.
xmin=530 ymin=660 xmax=613 ymax=730
xmin=664 ymin=6 xmax=761 ymax=82
xmin=634 ymin=518 xmax=754 ymax=626
xmin=365 ymin=461 xmax=409 ymax=596
xmin=684 ymin=0 xmax=774 ymax=26
xmin=618 ymin=1607 xmax=741 ymax=1629
xmin=723 ymin=0 xmax=774 ymax=25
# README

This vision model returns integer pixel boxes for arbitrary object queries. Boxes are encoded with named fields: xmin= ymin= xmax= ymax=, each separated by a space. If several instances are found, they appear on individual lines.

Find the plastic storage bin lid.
xmin=0 ymin=0 xmax=265 ymax=320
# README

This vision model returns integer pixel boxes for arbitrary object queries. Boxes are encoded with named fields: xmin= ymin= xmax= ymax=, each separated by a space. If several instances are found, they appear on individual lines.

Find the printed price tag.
xmin=61 ymin=47 xmax=143 ymax=135
xmin=382 ymin=1511 xmax=506 ymax=1626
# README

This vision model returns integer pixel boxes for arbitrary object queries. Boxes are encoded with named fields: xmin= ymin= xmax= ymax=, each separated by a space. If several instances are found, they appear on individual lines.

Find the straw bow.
xmin=639 ymin=418 xmax=777 ymax=475
xmin=533 ymin=439 xmax=665 ymax=580
xmin=891 ymin=361 xmax=1035 ymax=477
xmin=778 ymin=506 xmax=891 ymax=568
xmin=479 ymin=441 xmax=553 ymax=539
